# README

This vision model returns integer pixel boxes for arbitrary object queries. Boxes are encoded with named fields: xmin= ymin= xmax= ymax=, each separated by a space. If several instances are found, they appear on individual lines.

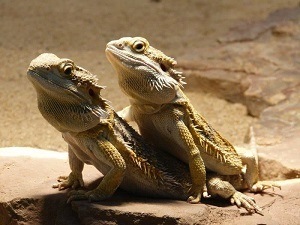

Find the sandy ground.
xmin=0 ymin=0 xmax=299 ymax=151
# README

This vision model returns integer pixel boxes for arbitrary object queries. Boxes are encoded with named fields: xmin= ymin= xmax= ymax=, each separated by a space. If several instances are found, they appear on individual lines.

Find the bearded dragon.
xmin=27 ymin=53 xmax=267 ymax=214
xmin=106 ymin=37 xmax=275 ymax=203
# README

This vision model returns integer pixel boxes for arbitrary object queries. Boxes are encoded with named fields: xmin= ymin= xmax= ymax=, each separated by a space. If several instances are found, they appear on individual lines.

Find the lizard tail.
xmin=249 ymin=126 xmax=258 ymax=165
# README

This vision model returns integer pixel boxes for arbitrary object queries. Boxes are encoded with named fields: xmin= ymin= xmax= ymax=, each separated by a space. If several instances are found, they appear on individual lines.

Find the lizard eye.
xmin=132 ymin=40 xmax=146 ymax=53
xmin=59 ymin=61 xmax=74 ymax=76
xmin=64 ymin=66 xmax=73 ymax=75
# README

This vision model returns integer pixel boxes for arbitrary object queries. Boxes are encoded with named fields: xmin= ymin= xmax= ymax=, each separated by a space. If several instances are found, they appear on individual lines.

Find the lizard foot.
xmin=250 ymin=181 xmax=281 ymax=193
xmin=67 ymin=189 xmax=111 ymax=203
xmin=187 ymin=185 xmax=211 ymax=203
xmin=230 ymin=191 xmax=263 ymax=215
xmin=187 ymin=192 xmax=201 ymax=204
xmin=52 ymin=172 xmax=84 ymax=190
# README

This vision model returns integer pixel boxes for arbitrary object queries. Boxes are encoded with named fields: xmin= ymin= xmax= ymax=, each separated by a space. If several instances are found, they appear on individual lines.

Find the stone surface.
xmin=221 ymin=179 xmax=300 ymax=225
xmin=218 ymin=6 xmax=300 ymax=43
xmin=0 ymin=147 xmax=99 ymax=225
xmin=177 ymin=6 xmax=300 ymax=181
xmin=1 ymin=147 xmax=300 ymax=225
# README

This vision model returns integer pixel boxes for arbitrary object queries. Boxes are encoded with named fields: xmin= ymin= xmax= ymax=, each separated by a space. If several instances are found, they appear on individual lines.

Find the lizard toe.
xmin=202 ymin=191 xmax=211 ymax=198
xmin=231 ymin=191 xmax=263 ymax=215
xmin=250 ymin=181 xmax=281 ymax=193
xmin=187 ymin=193 xmax=201 ymax=204
xmin=53 ymin=172 xmax=84 ymax=191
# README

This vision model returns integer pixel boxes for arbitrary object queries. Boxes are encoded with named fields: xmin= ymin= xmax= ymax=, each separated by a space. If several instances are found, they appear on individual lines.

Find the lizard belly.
xmin=120 ymin=165 xmax=188 ymax=200
xmin=136 ymin=119 xmax=190 ymax=163
xmin=63 ymin=132 xmax=112 ymax=174
xmin=63 ymin=132 xmax=188 ymax=199
xmin=146 ymin=130 xmax=189 ymax=163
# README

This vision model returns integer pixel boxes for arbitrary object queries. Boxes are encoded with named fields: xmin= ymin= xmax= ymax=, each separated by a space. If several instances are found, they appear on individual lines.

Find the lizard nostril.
xmin=117 ymin=43 xmax=124 ymax=49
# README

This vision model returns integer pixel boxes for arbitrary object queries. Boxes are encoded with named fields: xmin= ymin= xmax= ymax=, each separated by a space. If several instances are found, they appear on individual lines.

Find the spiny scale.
xmin=145 ymin=46 xmax=177 ymax=68
xmin=145 ymin=46 xmax=185 ymax=87
xmin=73 ymin=65 xmax=104 ymax=90
xmin=130 ymin=154 xmax=163 ymax=181
xmin=169 ymin=68 xmax=186 ymax=87
xmin=185 ymin=103 xmax=238 ymax=166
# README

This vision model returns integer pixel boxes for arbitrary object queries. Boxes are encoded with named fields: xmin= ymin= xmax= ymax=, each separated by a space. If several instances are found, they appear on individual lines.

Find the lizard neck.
xmin=129 ymin=99 xmax=163 ymax=114
xmin=37 ymin=92 xmax=102 ymax=133
xmin=128 ymin=88 xmax=189 ymax=114
xmin=117 ymin=68 xmax=181 ymax=105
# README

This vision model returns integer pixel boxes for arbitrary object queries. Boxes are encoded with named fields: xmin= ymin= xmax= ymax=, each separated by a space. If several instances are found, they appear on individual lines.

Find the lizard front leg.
xmin=53 ymin=145 xmax=84 ymax=190
xmin=151 ymin=108 xmax=207 ymax=203
xmin=68 ymin=135 xmax=126 ymax=202
xmin=174 ymin=120 xmax=207 ymax=203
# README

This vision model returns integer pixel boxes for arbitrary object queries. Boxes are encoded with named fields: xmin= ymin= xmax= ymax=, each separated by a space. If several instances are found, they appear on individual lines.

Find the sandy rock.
xmin=221 ymin=179 xmax=300 ymax=225
xmin=0 ymin=147 xmax=99 ymax=225
xmin=177 ymin=6 xmax=300 ymax=181
xmin=72 ymin=198 xmax=212 ymax=225
xmin=255 ymin=93 xmax=300 ymax=180
xmin=218 ymin=6 xmax=300 ymax=43
xmin=178 ymin=6 xmax=300 ymax=115
xmin=179 ymin=25 xmax=300 ymax=116
xmin=71 ymin=179 xmax=300 ymax=225
xmin=1 ymin=147 xmax=300 ymax=225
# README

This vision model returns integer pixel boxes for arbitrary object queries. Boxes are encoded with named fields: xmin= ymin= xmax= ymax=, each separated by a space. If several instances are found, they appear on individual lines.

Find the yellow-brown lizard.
xmin=27 ymin=53 xmax=272 ymax=214
xmin=106 ymin=37 xmax=275 ymax=203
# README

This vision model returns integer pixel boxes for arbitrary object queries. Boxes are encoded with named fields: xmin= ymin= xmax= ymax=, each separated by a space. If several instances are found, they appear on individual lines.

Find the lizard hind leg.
xmin=207 ymin=174 xmax=263 ymax=215
xmin=230 ymin=191 xmax=263 ymax=215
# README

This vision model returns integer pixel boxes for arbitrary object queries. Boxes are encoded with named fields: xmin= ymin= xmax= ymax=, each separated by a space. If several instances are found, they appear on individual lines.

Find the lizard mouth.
xmin=27 ymin=69 xmax=87 ymax=102
xmin=27 ymin=69 xmax=108 ymax=119
xmin=105 ymin=45 xmax=160 ymax=74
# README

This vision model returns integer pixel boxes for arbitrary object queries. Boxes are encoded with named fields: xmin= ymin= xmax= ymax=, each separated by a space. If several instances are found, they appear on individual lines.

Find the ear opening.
xmin=160 ymin=63 xmax=168 ymax=72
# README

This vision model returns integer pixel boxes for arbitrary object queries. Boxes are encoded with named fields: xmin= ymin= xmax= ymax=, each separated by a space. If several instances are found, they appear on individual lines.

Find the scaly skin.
xmin=28 ymin=53 xmax=271 ymax=214
xmin=105 ymin=37 xmax=269 ymax=202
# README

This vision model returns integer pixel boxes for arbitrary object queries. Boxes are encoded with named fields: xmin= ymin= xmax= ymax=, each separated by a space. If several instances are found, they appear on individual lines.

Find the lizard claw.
xmin=202 ymin=184 xmax=211 ymax=198
xmin=187 ymin=193 xmax=201 ymax=204
xmin=187 ymin=190 xmax=211 ymax=203
xmin=230 ymin=191 xmax=263 ymax=215
xmin=202 ymin=191 xmax=211 ymax=199
xmin=250 ymin=181 xmax=281 ymax=193
xmin=52 ymin=172 xmax=84 ymax=190
xmin=187 ymin=183 xmax=211 ymax=203
xmin=187 ymin=185 xmax=207 ymax=203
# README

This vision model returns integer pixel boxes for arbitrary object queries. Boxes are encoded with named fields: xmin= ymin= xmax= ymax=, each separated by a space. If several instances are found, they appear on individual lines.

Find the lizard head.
xmin=27 ymin=53 xmax=109 ymax=133
xmin=106 ymin=37 xmax=185 ymax=106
